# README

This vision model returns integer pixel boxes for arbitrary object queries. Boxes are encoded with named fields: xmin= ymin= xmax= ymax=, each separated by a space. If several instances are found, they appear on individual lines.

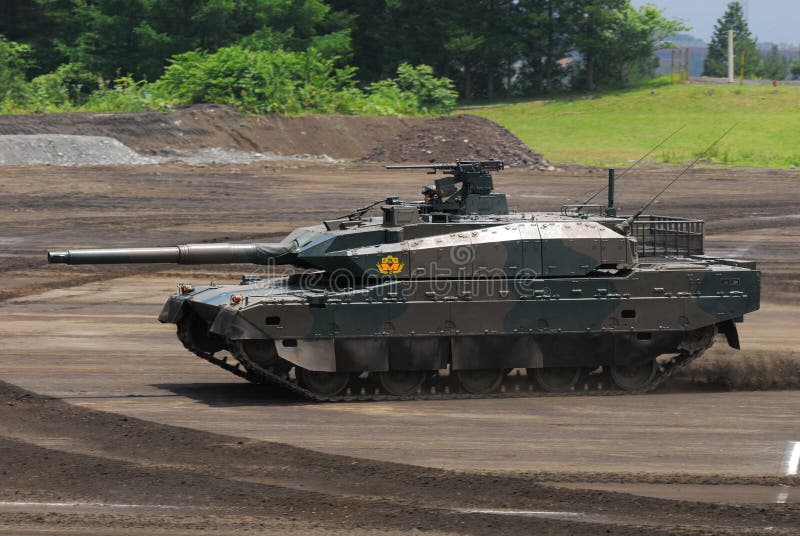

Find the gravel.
xmin=0 ymin=135 xmax=164 ymax=166
xmin=0 ymin=135 xmax=341 ymax=167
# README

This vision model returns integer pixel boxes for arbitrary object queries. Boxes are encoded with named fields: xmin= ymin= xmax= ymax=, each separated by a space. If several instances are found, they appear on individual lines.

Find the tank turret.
xmin=46 ymin=159 xmax=760 ymax=400
xmin=48 ymin=161 xmax=637 ymax=279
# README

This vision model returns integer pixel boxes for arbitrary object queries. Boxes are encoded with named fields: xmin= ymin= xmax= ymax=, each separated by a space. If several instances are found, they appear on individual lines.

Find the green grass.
xmin=467 ymin=81 xmax=800 ymax=169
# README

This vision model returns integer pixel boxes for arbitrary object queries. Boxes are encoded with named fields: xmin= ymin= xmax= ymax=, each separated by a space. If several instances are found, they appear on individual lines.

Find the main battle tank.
xmin=48 ymin=161 xmax=760 ymax=400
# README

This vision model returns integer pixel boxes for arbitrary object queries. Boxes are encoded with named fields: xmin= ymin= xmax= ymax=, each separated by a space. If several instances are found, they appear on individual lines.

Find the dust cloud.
xmin=676 ymin=348 xmax=800 ymax=390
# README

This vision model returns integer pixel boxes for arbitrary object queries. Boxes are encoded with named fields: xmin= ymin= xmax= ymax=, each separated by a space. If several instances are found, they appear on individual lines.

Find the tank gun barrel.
xmin=48 ymin=242 xmax=293 ymax=265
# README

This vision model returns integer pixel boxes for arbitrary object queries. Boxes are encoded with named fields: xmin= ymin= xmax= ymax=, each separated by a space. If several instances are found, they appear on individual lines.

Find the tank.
xmin=48 ymin=160 xmax=760 ymax=400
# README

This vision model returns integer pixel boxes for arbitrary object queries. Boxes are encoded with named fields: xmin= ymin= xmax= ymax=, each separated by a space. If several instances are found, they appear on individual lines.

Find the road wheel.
xmin=530 ymin=367 xmax=581 ymax=392
xmin=176 ymin=314 xmax=226 ymax=357
xmin=296 ymin=368 xmax=350 ymax=397
xmin=607 ymin=359 xmax=658 ymax=391
xmin=231 ymin=340 xmax=278 ymax=367
xmin=230 ymin=340 xmax=291 ymax=379
xmin=455 ymin=369 xmax=505 ymax=394
xmin=378 ymin=370 xmax=427 ymax=396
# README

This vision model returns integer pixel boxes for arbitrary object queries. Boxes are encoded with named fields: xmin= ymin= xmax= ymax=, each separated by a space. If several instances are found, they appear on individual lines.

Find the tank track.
xmin=177 ymin=320 xmax=261 ymax=383
xmin=177 ymin=324 xmax=716 ymax=402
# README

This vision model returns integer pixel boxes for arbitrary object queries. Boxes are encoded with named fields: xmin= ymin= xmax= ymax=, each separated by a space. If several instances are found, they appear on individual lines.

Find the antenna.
xmin=624 ymin=123 xmax=737 ymax=226
xmin=579 ymin=124 xmax=686 ymax=209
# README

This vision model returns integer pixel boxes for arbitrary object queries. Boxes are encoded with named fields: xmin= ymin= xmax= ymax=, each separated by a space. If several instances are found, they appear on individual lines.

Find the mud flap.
xmin=209 ymin=307 xmax=265 ymax=340
xmin=158 ymin=297 xmax=186 ymax=324
xmin=718 ymin=320 xmax=741 ymax=350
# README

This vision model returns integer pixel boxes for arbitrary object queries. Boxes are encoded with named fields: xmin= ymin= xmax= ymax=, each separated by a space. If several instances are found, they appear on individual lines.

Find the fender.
xmin=718 ymin=319 xmax=741 ymax=350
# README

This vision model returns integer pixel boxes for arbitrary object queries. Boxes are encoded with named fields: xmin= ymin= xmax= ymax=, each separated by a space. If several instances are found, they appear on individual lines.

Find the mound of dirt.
xmin=361 ymin=114 xmax=551 ymax=169
xmin=0 ymin=105 xmax=420 ymax=160
xmin=0 ymin=107 xmax=549 ymax=167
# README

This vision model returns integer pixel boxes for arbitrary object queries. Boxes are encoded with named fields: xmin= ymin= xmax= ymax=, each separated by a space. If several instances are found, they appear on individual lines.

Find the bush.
xmin=360 ymin=64 xmax=458 ymax=116
xmin=0 ymin=43 xmax=457 ymax=116
xmin=393 ymin=63 xmax=458 ymax=114
xmin=24 ymin=63 xmax=100 ymax=109
xmin=151 ymin=46 xmax=359 ymax=114
xmin=151 ymin=47 xmax=456 ymax=116
xmin=2 ymin=65 xmax=161 ymax=113
xmin=83 ymin=76 xmax=166 ymax=112
xmin=361 ymin=79 xmax=418 ymax=115
xmin=0 ymin=35 xmax=32 ymax=106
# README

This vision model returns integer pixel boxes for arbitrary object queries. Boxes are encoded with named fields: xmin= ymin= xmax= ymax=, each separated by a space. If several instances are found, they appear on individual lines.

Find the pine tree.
xmin=702 ymin=1 xmax=759 ymax=78
xmin=758 ymin=45 xmax=789 ymax=80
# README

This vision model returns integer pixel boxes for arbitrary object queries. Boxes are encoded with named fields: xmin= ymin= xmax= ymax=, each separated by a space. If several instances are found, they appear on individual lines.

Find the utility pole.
xmin=728 ymin=29 xmax=735 ymax=83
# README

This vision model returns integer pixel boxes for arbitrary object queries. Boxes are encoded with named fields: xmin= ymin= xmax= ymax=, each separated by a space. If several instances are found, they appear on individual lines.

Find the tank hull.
xmin=161 ymin=256 xmax=758 ymax=399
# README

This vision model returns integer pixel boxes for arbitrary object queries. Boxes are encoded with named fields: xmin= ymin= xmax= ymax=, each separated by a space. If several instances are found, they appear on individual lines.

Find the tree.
xmin=0 ymin=0 xmax=704 ymax=104
xmin=702 ymin=1 xmax=758 ymax=78
xmin=0 ymin=35 xmax=32 ymax=100
xmin=517 ymin=0 xmax=571 ymax=94
xmin=606 ymin=3 xmax=686 ymax=87
xmin=328 ymin=0 xmax=518 ymax=100
xmin=13 ymin=0 xmax=353 ymax=82
xmin=563 ymin=0 xmax=626 ymax=90
xmin=562 ymin=0 xmax=683 ymax=90
xmin=758 ymin=45 xmax=789 ymax=80
xmin=471 ymin=0 xmax=518 ymax=100
xmin=0 ymin=1 xmax=78 ymax=76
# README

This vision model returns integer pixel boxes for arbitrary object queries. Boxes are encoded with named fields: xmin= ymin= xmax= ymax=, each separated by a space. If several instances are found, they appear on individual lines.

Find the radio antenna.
xmin=625 ymin=123 xmax=737 ymax=226
xmin=579 ymin=124 xmax=686 ymax=209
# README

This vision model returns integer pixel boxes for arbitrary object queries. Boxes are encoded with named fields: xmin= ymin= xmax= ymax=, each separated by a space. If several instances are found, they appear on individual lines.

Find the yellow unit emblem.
xmin=377 ymin=254 xmax=404 ymax=275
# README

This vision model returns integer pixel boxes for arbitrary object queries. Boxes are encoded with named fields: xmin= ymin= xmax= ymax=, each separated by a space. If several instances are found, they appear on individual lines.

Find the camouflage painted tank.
xmin=48 ymin=161 xmax=760 ymax=400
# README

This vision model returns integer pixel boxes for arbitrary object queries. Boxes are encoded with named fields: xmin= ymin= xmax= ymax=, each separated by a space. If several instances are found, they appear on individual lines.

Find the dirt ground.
xmin=1 ymin=115 xmax=800 ymax=534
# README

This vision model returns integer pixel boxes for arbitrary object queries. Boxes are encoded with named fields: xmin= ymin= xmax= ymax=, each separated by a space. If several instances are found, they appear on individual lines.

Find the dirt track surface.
xmin=1 ymin=155 xmax=800 ymax=533
xmin=1 ymin=380 xmax=798 ymax=536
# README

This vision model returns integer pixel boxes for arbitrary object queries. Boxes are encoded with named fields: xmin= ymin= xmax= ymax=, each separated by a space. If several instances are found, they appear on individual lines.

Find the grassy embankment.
xmin=468 ymin=82 xmax=800 ymax=169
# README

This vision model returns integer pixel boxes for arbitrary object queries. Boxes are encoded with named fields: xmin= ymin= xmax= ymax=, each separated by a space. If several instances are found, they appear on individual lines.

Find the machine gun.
xmin=386 ymin=160 xmax=508 ymax=215
xmin=385 ymin=160 xmax=504 ymax=173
